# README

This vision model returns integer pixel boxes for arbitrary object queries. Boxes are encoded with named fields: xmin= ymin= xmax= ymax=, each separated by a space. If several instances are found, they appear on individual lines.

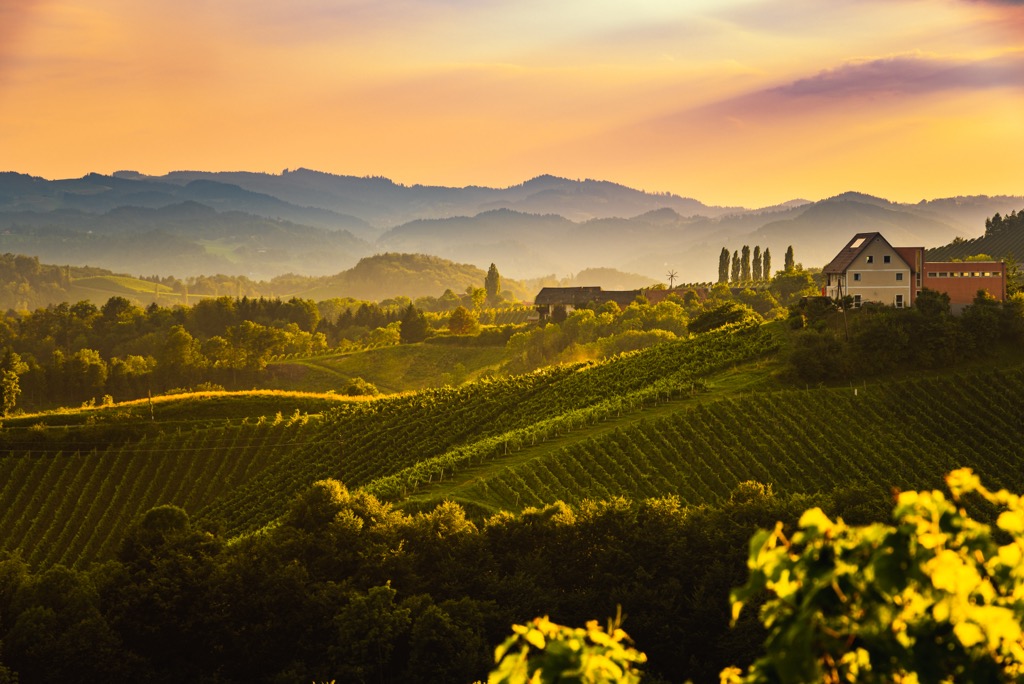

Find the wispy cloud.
xmin=773 ymin=52 xmax=1024 ymax=97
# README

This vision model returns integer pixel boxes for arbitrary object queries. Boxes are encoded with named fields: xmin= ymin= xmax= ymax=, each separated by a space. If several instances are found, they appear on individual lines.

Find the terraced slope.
xmin=0 ymin=322 xmax=775 ymax=567
xmin=401 ymin=370 xmax=1024 ymax=513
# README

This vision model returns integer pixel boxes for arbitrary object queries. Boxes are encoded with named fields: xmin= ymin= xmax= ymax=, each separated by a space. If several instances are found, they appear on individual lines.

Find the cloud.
xmin=774 ymin=52 xmax=1024 ymax=97
xmin=0 ymin=1 xmax=43 ymax=68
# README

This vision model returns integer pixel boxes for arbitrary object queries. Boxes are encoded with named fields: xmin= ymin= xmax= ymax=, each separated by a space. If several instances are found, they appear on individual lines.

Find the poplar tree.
xmin=731 ymin=250 xmax=741 ymax=283
xmin=485 ymin=263 xmax=501 ymax=304
xmin=718 ymin=248 xmax=730 ymax=283
xmin=741 ymin=245 xmax=751 ymax=282
xmin=785 ymin=245 xmax=795 ymax=272
xmin=753 ymin=246 xmax=762 ymax=281
xmin=764 ymin=248 xmax=772 ymax=279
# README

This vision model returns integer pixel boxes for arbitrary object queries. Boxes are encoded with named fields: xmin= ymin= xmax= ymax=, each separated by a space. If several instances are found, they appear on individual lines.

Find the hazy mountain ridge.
xmin=0 ymin=170 xmax=1020 ymax=284
xmin=119 ymin=169 xmax=739 ymax=226
xmin=0 ymin=171 xmax=371 ymax=235
xmin=0 ymin=201 xmax=370 ymax=279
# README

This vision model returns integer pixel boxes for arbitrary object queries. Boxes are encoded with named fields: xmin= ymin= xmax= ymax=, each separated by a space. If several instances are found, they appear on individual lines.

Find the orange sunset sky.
xmin=1 ymin=0 xmax=1022 ymax=207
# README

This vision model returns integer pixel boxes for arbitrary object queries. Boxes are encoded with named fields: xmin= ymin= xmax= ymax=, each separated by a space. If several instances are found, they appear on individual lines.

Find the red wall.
xmin=921 ymin=262 xmax=1006 ymax=307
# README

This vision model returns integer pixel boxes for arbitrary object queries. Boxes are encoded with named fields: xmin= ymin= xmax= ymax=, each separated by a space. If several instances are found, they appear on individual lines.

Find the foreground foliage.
xmin=725 ymin=468 xmax=1024 ymax=683
xmin=490 ymin=613 xmax=646 ymax=684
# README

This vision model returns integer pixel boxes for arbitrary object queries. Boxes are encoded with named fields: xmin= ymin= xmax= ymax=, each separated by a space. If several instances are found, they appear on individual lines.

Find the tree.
xmin=914 ymin=288 xmax=951 ymax=317
xmin=752 ymin=246 xmax=762 ymax=281
xmin=448 ymin=306 xmax=479 ymax=335
xmin=345 ymin=377 xmax=380 ymax=396
xmin=718 ymin=248 xmax=730 ymax=284
xmin=485 ymin=263 xmax=502 ymax=305
xmin=784 ymin=245 xmax=794 ymax=272
xmin=763 ymin=248 xmax=772 ymax=278
xmin=466 ymin=286 xmax=486 ymax=310
xmin=731 ymin=251 xmax=740 ymax=284
xmin=399 ymin=304 xmax=429 ymax=343
xmin=741 ymin=245 xmax=751 ymax=282
xmin=0 ymin=351 xmax=28 ymax=416
xmin=367 ymin=322 xmax=401 ymax=347
xmin=769 ymin=268 xmax=816 ymax=307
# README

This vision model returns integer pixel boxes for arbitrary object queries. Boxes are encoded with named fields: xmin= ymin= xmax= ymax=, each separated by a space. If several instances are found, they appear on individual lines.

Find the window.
xmin=853 ymin=295 xmax=862 ymax=308
xmin=850 ymin=238 xmax=865 ymax=248
xmin=896 ymin=272 xmax=904 ymax=281
xmin=883 ymin=255 xmax=891 ymax=264
xmin=853 ymin=273 xmax=861 ymax=281
xmin=895 ymin=294 xmax=904 ymax=308
xmin=927 ymin=272 xmax=937 ymax=277
xmin=866 ymin=255 xmax=874 ymax=263
xmin=938 ymin=272 xmax=948 ymax=277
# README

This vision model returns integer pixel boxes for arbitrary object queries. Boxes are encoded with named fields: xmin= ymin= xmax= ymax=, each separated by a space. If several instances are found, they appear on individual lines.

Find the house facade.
xmin=824 ymin=232 xmax=1005 ymax=312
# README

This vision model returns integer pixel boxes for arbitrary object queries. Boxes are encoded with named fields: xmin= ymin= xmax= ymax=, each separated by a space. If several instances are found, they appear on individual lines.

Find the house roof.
xmin=534 ymin=286 xmax=647 ymax=308
xmin=823 ymin=233 xmax=881 ymax=274
xmin=534 ymin=287 xmax=602 ymax=306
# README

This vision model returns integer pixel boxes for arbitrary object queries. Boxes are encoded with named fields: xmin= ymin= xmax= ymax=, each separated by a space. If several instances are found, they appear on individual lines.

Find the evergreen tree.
xmin=785 ymin=245 xmax=795 ymax=272
xmin=731 ymin=251 xmax=741 ymax=284
xmin=718 ymin=248 xmax=730 ymax=284
xmin=484 ymin=264 xmax=502 ymax=305
xmin=764 ymin=248 xmax=772 ymax=278
xmin=399 ymin=304 xmax=429 ymax=344
xmin=753 ymin=246 xmax=762 ymax=281
xmin=741 ymin=245 xmax=751 ymax=282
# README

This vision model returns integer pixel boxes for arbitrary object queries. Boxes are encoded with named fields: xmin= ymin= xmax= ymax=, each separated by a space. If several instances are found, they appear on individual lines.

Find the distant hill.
xmin=1 ymin=170 xmax=1020 ymax=283
xmin=564 ymin=268 xmax=658 ymax=290
xmin=751 ymin=199 xmax=963 ymax=270
xmin=0 ymin=171 xmax=371 ymax=235
xmin=0 ymin=201 xmax=370 ymax=279
xmin=148 ymin=169 xmax=739 ymax=227
xmin=290 ymin=253 xmax=504 ymax=301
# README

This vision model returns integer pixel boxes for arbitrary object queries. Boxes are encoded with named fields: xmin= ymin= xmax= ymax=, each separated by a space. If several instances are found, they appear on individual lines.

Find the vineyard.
xmin=200 ymin=320 xmax=779 ymax=534
xmin=5 ymin=317 xmax=1024 ymax=572
xmin=0 ymin=322 xmax=775 ymax=567
xmin=926 ymin=217 xmax=1024 ymax=262
xmin=414 ymin=369 xmax=1024 ymax=513
xmin=0 ymin=412 xmax=323 ymax=568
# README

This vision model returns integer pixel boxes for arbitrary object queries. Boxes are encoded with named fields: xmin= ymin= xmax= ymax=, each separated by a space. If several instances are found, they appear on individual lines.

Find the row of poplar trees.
xmin=717 ymin=245 xmax=795 ymax=284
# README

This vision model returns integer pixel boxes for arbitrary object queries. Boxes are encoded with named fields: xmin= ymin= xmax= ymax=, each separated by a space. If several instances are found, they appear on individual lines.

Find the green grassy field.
xmin=68 ymin=274 xmax=184 ymax=305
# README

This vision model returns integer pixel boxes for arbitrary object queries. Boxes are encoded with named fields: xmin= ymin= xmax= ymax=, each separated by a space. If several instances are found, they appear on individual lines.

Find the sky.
xmin=1 ymin=0 xmax=1022 ymax=207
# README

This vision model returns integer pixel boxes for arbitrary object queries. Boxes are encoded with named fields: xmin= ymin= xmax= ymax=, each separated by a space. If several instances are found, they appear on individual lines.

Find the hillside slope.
xmin=4 ymin=320 xmax=1024 ymax=572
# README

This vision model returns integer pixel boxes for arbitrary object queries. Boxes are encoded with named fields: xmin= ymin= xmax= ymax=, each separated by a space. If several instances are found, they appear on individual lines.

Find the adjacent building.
xmin=534 ymin=286 xmax=680 ymax=320
xmin=824 ymin=232 xmax=1005 ymax=312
